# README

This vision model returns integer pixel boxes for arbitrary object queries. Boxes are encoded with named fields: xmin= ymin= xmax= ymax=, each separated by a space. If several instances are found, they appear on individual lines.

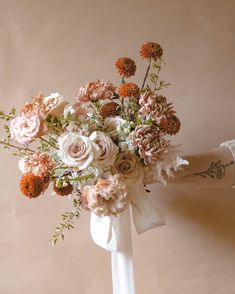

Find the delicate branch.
xmin=153 ymin=61 xmax=162 ymax=92
xmin=51 ymin=173 xmax=94 ymax=183
xmin=40 ymin=137 xmax=59 ymax=150
xmin=0 ymin=140 xmax=35 ymax=154
xmin=51 ymin=199 xmax=81 ymax=246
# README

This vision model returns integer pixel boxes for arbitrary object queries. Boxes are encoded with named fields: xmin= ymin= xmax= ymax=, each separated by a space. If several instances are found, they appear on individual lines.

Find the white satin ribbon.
xmin=90 ymin=180 xmax=165 ymax=294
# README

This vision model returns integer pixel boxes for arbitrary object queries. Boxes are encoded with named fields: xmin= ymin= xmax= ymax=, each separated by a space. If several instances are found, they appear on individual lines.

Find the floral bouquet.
xmin=0 ymin=42 xmax=187 ymax=247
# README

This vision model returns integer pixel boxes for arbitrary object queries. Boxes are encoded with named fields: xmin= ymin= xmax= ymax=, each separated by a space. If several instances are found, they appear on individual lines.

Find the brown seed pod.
xmin=53 ymin=182 xmax=73 ymax=196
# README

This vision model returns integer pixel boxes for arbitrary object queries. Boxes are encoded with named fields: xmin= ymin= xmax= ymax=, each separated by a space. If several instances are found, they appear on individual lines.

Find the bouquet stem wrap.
xmin=90 ymin=180 xmax=165 ymax=294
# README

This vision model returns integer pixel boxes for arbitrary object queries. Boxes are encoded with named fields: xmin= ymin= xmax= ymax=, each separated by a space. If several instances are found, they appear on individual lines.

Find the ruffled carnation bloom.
xmin=10 ymin=111 xmax=47 ymax=144
xmin=81 ymin=174 xmax=129 ymax=216
xmin=130 ymin=125 xmax=169 ymax=164
xmin=21 ymin=92 xmax=46 ymax=116
xmin=76 ymin=80 xmax=116 ymax=102
xmin=20 ymin=172 xmax=45 ymax=199
xmin=115 ymin=57 xmax=136 ymax=78
xmin=112 ymin=151 xmax=141 ymax=185
xmin=118 ymin=83 xmax=140 ymax=99
xmin=90 ymin=131 xmax=119 ymax=167
xmin=140 ymin=42 xmax=163 ymax=62
xmin=18 ymin=152 xmax=56 ymax=177
xmin=58 ymin=132 xmax=98 ymax=170
xmin=44 ymin=92 xmax=68 ymax=118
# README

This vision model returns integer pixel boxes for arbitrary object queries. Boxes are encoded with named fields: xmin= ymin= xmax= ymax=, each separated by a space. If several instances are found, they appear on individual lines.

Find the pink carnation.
xmin=18 ymin=152 xmax=56 ymax=177
xmin=81 ymin=174 xmax=129 ymax=216
xmin=76 ymin=80 xmax=116 ymax=102
xmin=10 ymin=111 xmax=47 ymax=144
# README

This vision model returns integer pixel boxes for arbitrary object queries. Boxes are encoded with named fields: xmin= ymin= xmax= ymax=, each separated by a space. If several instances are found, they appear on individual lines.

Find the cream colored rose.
xmin=44 ymin=92 xmax=68 ymax=117
xmin=81 ymin=174 xmax=129 ymax=216
xmin=103 ymin=116 xmax=126 ymax=139
xmin=89 ymin=131 xmax=119 ymax=167
xmin=112 ymin=151 xmax=141 ymax=184
xmin=58 ymin=132 xmax=96 ymax=169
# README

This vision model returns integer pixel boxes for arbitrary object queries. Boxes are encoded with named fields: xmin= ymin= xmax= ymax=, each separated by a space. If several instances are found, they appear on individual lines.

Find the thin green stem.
xmin=141 ymin=59 xmax=152 ymax=91
xmin=153 ymin=62 xmax=162 ymax=93
xmin=40 ymin=137 xmax=59 ymax=150
xmin=51 ymin=173 xmax=94 ymax=182
xmin=0 ymin=113 xmax=14 ymax=120
xmin=0 ymin=140 xmax=35 ymax=154
xmin=47 ymin=134 xmax=58 ymax=144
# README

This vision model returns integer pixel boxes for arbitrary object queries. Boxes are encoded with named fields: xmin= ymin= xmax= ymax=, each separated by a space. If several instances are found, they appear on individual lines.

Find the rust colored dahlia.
xmin=140 ymin=42 xmax=163 ymax=62
xmin=166 ymin=114 xmax=181 ymax=135
xmin=20 ymin=173 xmax=45 ymax=199
xmin=53 ymin=182 xmax=73 ymax=196
xmin=130 ymin=125 xmax=169 ymax=164
xmin=118 ymin=83 xmax=140 ymax=98
xmin=100 ymin=102 xmax=121 ymax=119
xmin=115 ymin=57 xmax=136 ymax=78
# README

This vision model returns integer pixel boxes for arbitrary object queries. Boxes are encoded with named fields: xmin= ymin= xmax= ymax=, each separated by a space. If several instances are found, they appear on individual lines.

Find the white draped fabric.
xmin=90 ymin=181 xmax=166 ymax=294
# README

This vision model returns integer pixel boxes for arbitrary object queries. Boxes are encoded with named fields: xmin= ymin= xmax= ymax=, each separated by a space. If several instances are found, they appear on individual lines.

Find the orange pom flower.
xmin=115 ymin=57 xmax=136 ymax=78
xmin=20 ymin=173 xmax=45 ymax=199
xmin=53 ymin=182 xmax=73 ymax=196
xmin=140 ymin=42 xmax=163 ymax=62
xmin=118 ymin=83 xmax=140 ymax=98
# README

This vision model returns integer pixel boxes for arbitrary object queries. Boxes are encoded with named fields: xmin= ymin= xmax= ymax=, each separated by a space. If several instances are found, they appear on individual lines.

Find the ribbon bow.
xmin=90 ymin=179 xmax=165 ymax=294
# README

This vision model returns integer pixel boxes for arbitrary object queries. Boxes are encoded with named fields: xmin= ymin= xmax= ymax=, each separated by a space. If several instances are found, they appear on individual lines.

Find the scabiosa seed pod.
xmin=100 ymin=102 xmax=121 ymax=119
xmin=118 ymin=83 xmax=140 ymax=99
xmin=166 ymin=114 xmax=181 ymax=135
xmin=53 ymin=182 xmax=73 ymax=196
xmin=115 ymin=57 xmax=136 ymax=78
xmin=20 ymin=173 xmax=45 ymax=199
xmin=140 ymin=42 xmax=163 ymax=62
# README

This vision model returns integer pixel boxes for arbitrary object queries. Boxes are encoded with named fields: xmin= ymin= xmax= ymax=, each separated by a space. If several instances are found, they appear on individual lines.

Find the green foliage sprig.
xmin=51 ymin=198 xmax=81 ymax=245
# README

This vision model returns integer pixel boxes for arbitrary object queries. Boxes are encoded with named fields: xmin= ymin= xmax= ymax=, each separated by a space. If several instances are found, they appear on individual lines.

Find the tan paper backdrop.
xmin=0 ymin=0 xmax=235 ymax=293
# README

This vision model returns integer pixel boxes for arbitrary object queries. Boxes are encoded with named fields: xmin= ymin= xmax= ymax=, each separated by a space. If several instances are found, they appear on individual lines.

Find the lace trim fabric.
xmin=220 ymin=140 xmax=235 ymax=188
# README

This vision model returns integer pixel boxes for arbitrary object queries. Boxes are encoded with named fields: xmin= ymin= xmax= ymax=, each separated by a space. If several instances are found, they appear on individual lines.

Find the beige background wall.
xmin=0 ymin=0 xmax=235 ymax=293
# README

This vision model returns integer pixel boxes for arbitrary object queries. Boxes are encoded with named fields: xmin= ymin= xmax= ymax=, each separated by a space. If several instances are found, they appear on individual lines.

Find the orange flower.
xmin=115 ymin=57 xmax=136 ymax=78
xmin=140 ymin=42 xmax=163 ymax=62
xmin=20 ymin=173 xmax=45 ymax=199
xmin=100 ymin=102 xmax=121 ymax=119
xmin=53 ymin=182 xmax=73 ymax=196
xmin=118 ymin=83 xmax=140 ymax=98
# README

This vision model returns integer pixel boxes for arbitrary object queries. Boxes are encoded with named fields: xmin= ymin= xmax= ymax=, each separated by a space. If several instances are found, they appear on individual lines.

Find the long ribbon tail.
xmin=111 ymin=207 xmax=135 ymax=294
xmin=90 ymin=207 xmax=135 ymax=294
xmin=90 ymin=181 xmax=165 ymax=294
